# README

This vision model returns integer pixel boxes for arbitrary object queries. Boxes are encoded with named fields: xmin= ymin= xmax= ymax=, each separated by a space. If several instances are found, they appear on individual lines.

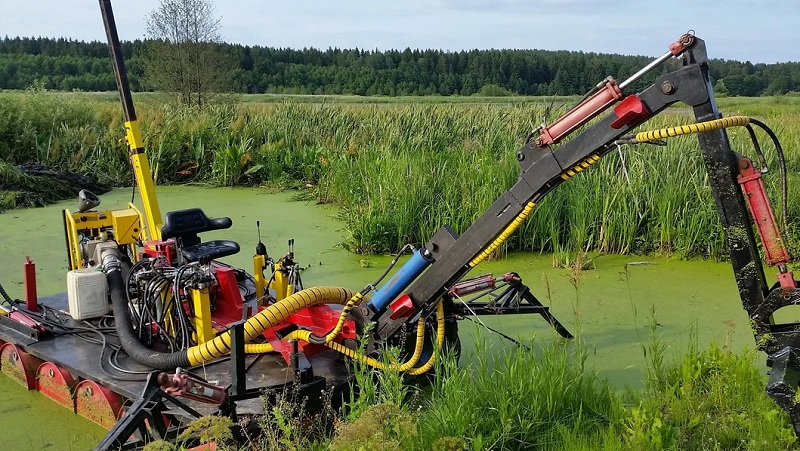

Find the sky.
xmin=0 ymin=0 xmax=797 ymax=64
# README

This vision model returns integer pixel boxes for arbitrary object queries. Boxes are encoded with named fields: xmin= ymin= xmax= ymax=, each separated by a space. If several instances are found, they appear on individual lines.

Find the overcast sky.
xmin=0 ymin=0 xmax=797 ymax=64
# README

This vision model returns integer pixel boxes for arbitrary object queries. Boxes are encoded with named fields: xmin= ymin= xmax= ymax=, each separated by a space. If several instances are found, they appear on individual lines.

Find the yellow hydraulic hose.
xmin=635 ymin=115 xmax=749 ymax=143
xmin=244 ymin=291 xmax=365 ymax=355
xmin=320 ymin=300 xmax=444 ymax=374
xmin=245 ymin=300 xmax=445 ymax=375
xmin=407 ymin=300 xmax=445 ymax=375
xmin=241 ymin=291 xmax=369 ymax=354
xmin=469 ymin=201 xmax=536 ymax=268
xmin=466 ymin=117 xmax=751 ymax=272
xmin=317 ymin=291 xmax=364 ymax=344
xmin=185 ymin=286 xmax=356 ymax=366
xmin=243 ymin=342 xmax=275 ymax=353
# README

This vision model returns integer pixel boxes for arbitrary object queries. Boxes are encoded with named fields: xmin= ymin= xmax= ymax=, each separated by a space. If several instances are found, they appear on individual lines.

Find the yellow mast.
xmin=100 ymin=0 xmax=162 ymax=241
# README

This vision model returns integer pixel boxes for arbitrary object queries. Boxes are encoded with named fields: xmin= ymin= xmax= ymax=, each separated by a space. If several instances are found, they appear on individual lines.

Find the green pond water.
xmin=0 ymin=186 xmax=759 ymax=449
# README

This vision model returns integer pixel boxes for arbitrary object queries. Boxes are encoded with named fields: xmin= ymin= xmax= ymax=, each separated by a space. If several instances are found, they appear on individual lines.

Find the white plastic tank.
xmin=67 ymin=268 xmax=109 ymax=319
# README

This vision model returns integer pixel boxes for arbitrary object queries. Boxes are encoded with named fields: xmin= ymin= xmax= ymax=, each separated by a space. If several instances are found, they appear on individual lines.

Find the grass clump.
xmin=155 ymin=335 xmax=797 ymax=450
xmin=628 ymin=343 xmax=797 ymax=450
xmin=320 ymin=334 xmax=798 ymax=450
xmin=327 ymin=335 xmax=625 ymax=450
xmin=329 ymin=403 xmax=416 ymax=451
xmin=141 ymin=440 xmax=176 ymax=451
xmin=176 ymin=416 xmax=235 ymax=447
xmin=432 ymin=436 xmax=469 ymax=451
xmin=252 ymin=387 xmax=344 ymax=451
xmin=409 ymin=341 xmax=622 ymax=450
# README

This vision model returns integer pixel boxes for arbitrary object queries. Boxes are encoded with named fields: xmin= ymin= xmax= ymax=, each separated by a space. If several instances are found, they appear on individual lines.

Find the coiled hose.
xmin=308 ymin=291 xmax=364 ymax=345
xmin=245 ymin=291 xmax=365 ymax=352
xmin=633 ymin=115 xmax=750 ymax=143
xmin=243 ymin=300 xmax=446 ymax=375
xmin=290 ymin=300 xmax=445 ymax=375
xmin=469 ymin=201 xmax=537 ymax=268
xmin=106 ymin=259 xmax=356 ymax=370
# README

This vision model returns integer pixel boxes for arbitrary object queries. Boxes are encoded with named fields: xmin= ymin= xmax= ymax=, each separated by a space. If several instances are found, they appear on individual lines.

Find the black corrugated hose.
xmin=106 ymin=257 xmax=191 ymax=370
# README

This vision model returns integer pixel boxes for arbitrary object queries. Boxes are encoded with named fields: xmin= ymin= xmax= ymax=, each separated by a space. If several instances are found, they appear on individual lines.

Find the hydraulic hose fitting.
xmin=101 ymin=250 xmax=122 ymax=273
xmin=670 ymin=31 xmax=695 ymax=56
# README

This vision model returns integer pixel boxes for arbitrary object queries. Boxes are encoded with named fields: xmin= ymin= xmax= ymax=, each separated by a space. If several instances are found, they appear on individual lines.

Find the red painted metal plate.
xmin=74 ymin=379 xmax=124 ymax=429
xmin=187 ymin=443 xmax=218 ymax=451
xmin=0 ymin=343 xmax=41 ymax=389
xmin=36 ymin=361 xmax=77 ymax=409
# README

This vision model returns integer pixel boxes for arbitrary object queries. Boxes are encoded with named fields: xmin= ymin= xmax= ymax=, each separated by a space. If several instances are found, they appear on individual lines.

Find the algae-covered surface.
xmin=0 ymin=186 xmax=759 ymax=448
xmin=463 ymin=253 xmax=752 ymax=388
xmin=0 ymin=373 xmax=106 ymax=450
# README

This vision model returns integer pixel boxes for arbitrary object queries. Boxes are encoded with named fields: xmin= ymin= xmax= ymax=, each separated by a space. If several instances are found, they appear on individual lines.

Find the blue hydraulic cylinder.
xmin=367 ymin=249 xmax=433 ymax=312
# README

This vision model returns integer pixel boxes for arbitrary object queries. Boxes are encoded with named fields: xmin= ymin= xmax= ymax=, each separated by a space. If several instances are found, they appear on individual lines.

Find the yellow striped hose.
xmin=318 ymin=291 xmax=364 ymax=343
xmin=466 ymin=116 xmax=751 ymax=271
xmin=407 ymin=299 xmax=445 ymax=375
xmin=185 ymin=286 xmax=356 ymax=366
xmin=243 ymin=342 xmax=275 ymax=353
xmin=469 ymin=201 xmax=536 ymax=267
xmin=467 ymin=154 xmax=602 ymax=269
xmin=322 ymin=300 xmax=444 ymax=374
xmin=560 ymin=154 xmax=602 ymax=180
xmin=635 ymin=116 xmax=749 ymax=143
xmin=242 ymin=292 xmax=409 ymax=358
xmin=244 ymin=300 xmax=445 ymax=375
xmin=244 ymin=291 xmax=365 ymax=355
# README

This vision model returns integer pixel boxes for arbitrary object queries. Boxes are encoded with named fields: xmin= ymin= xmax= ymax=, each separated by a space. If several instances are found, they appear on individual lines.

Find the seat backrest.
xmin=161 ymin=208 xmax=232 ymax=246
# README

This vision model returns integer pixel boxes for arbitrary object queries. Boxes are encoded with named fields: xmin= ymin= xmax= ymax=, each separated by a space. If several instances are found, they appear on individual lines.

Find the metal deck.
xmin=0 ymin=292 xmax=354 ymax=414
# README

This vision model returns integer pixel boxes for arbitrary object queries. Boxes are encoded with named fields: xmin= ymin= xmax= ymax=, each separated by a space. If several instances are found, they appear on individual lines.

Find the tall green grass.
xmin=314 ymin=337 xmax=796 ymax=450
xmin=2 ymin=91 xmax=800 ymax=260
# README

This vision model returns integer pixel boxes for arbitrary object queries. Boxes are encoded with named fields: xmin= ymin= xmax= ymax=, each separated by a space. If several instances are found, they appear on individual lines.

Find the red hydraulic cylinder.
xmin=448 ymin=273 xmax=521 ymax=297
xmin=536 ymin=78 xmax=624 ymax=147
xmin=449 ymin=274 xmax=497 ymax=297
xmin=158 ymin=370 xmax=229 ymax=405
xmin=24 ymin=256 xmax=37 ymax=311
xmin=737 ymin=157 xmax=795 ymax=288
xmin=534 ymin=33 xmax=694 ymax=148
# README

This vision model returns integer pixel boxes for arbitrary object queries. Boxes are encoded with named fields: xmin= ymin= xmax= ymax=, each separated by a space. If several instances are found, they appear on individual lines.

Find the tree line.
xmin=1 ymin=36 xmax=799 ymax=97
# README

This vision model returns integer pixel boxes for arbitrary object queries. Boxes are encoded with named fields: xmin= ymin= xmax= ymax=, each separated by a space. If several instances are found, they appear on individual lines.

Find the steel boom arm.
xmin=372 ymin=38 xmax=769 ymax=347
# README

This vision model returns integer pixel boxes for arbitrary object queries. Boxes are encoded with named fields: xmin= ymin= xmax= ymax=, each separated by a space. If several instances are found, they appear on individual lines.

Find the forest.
xmin=1 ymin=36 xmax=799 ymax=97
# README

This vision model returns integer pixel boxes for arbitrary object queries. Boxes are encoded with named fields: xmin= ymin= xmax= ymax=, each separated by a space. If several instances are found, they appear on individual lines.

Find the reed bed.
xmin=254 ymin=336 xmax=796 ymax=450
xmin=2 ymin=91 xmax=799 ymax=260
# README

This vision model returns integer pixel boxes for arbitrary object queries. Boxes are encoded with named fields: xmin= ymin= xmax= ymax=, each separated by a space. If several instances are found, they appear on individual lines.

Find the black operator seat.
xmin=160 ymin=208 xmax=240 ymax=263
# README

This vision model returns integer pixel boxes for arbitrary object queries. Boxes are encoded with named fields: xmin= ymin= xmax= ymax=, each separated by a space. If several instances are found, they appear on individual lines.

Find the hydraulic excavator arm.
xmin=61 ymin=1 xmax=164 ymax=272
xmin=361 ymin=34 xmax=800 ymax=436
xmin=367 ymin=33 xmax=718 ymax=338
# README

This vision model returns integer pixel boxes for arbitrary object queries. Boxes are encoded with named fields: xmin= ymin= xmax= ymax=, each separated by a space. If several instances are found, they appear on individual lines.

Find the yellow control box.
xmin=111 ymin=209 xmax=142 ymax=245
